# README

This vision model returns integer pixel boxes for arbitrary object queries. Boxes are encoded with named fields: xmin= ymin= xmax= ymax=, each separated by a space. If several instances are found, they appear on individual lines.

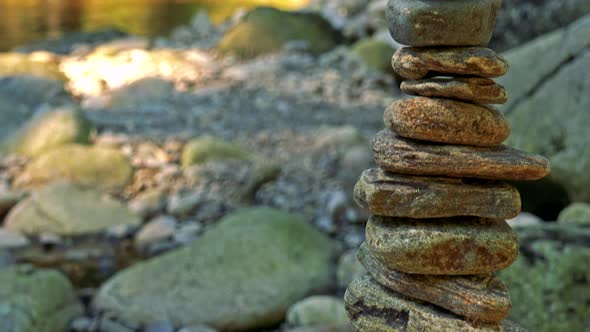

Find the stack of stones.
xmin=344 ymin=0 xmax=551 ymax=331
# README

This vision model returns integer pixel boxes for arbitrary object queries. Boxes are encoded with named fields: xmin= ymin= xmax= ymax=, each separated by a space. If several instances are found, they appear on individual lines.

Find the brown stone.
xmin=354 ymin=168 xmax=521 ymax=219
xmin=344 ymin=275 xmax=523 ymax=332
xmin=401 ymin=77 xmax=508 ymax=104
xmin=365 ymin=215 xmax=519 ymax=275
xmin=392 ymin=47 xmax=509 ymax=80
xmin=357 ymin=243 xmax=512 ymax=323
xmin=372 ymin=130 xmax=551 ymax=181
xmin=384 ymin=97 xmax=510 ymax=146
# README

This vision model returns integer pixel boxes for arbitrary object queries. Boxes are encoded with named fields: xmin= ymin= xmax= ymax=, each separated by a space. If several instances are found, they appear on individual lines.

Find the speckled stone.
xmin=401 ymin=77 xmax=508 ymax=104
xmin=372 ymin=130 xmax=551 ymax=181
xmin=344 ymin=275 xmax=525 ymax=332
xmin=392 ymin=47 xmax=509 ymax=80
xmin=386 ymin=0 xmax=502 ymax=47
xmin=384 ymin=97 xmax=510 ymax=146
xmin=354 ymin=168 xmax=521 ymax=219
xmin=365 ymin=215 xmax=519 ymax=275
xmin=357 ymin=243 xmax=512 ymax=323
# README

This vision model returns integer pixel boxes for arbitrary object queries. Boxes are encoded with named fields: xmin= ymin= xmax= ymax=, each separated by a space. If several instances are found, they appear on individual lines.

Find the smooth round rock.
xmin=344 ymin=275 xmax=518 ymax=332
xmin=392 ymin=47 xmax=509 ymax=80
xmin=401 ymin=77 xmax=508 ymax=104
xmin=372 ymin=130 xmax=551 ymax=181
xmin=384 ymin=97 xmax=510 ymax=146
xmin=357 ymin=243 xmax=512 ymax=323
xmin=386 ymin=0 xmax=502 ymax=47
xmin=365 ymin=215 xmax=519 ymax=275
xmin=354 ymin=168 xmax=521 ymax=219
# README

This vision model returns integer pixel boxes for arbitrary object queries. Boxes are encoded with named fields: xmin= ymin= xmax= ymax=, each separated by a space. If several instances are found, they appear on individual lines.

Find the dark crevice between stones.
xmin=511 ymin=177 xmax=570 ymax=220
xmin=349 ymin=299 xmax=409 ymax=331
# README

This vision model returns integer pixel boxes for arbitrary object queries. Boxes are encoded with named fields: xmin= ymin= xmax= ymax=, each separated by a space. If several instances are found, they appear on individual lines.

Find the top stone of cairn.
xmin=386 ymin=0 xmax=502 ymax=47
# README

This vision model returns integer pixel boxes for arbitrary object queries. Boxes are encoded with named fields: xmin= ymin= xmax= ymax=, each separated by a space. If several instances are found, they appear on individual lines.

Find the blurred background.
xmin=0 ymin=0 xmax=588 ymax=331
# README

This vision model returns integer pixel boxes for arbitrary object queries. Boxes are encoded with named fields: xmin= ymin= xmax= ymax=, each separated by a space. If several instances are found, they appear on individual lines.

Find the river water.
xmin=0 ymin=0 xmax=309 ymax=51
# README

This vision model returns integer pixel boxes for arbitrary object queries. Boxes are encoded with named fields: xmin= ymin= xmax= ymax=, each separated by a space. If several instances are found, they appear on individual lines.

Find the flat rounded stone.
xmin=357 ymin=243 xmax=512 ymax=323
xmin=386 ymin=0 xmax=502 ymax=47
xmin=372 ymin=130 xmax=551 ymax=180
xmin=354 ymin=168 xmax=521 ymax=219
xmin=344 ymin=275 xmax=523 ymax=332
xmin=365 ymin=215 xmax=519 ymax=275
xmin=401 ymin=77 xmax=508 ymax=104
xmin=392 ymin=47 xmax=509 ymax=80
xmin=384 ymin=97 xmax=510 ymax=146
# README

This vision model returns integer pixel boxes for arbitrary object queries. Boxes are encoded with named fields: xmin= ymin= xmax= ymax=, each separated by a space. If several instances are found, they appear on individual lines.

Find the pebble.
xmin=385 ymin=97 xmax=510 ymax=146
xmin=135 ymin=215 xmax=177 ymax=248
xmin=354 ymin=168 xmax=521 ymax=219
xmin=345 ymin=275 xmax=522 ymax=332
xmin=167 ymin=191 xmax=202 ymax=216
xmin=386 ymin=0 xmax=501 ymax=47
xmin=372 ymin=130 xmax=551 ymax=180
xmin=358 ymin=243 xmax=511 ymax=323
xmin=392 ymin=47 xmax=509 ymax=80
xmin=401 ymin=77 xmax=507 ymax=104
xmin=145 ymin=320 xmax=175 ymax=332
xmin=0 ymin=228 xmax=30 ymax=249
xmin=128 ymin=188 xmax=166 ymax=219
xmin=173 ymin=221 xmax=203 ymax=245
xmin=365 ymin=215 xmax=519 ymax=275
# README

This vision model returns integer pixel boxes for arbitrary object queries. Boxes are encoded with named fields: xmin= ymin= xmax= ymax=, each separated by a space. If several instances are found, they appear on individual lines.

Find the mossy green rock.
xmin=181 ymin=137 xmax=251 ymax=168
xmin=4 ymin=182 xmax=141 ymax=236
xmin=94 ymin=207 xmax=341 ymax=331
xmin=5 ymin=108 xmax=93 ymax=158
xmin=351 ymin=39 xmax=396 ymax=73
xmin=15 ymin=144 xmax=133 ymax=192
xmin=499 ymin=224 xmax=590 ymax=332
xmin=0 ymin=52 xmax=64 ymax=80
xmin=218 ymin=7 xmax=341 ymax=59
xmin=557 ymin=202 xmax=590 ymax=225
xmin=0 ymin=265 xmax=82 ymax=332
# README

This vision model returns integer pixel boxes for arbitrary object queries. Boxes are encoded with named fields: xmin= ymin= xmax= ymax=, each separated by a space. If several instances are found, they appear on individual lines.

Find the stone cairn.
xmin=344 ymin=0 xmax=551 ymax=331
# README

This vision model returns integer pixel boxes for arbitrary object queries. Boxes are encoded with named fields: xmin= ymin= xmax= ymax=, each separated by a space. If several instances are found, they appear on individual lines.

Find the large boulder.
xmin=491 ymin=0 xmax=590 ymax=51
xmin=94 ymin=207 xmax=340 ymax=331
xmin=4 ymin=182 xmax=141 ymax=236
xmin=3 ymin=108 xmax=93 ymax=158
xmin=14 ymin=145 xmax=133 ymax=192
xmin=499 ymin=224 xmax=590 ymax=332
xmin=499 ymin=15 xmax=590 ymax=203
xmin=0 ymin=265 xmax=82 ymax=332
xmin=218 ymin=7 xmax=341 ymax=59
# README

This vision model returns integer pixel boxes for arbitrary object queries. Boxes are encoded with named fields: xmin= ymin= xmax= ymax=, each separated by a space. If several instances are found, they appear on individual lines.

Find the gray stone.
xmin=0 ymin=229 xmax=30 ymax=249
xmin=0 ymin=190 xmax=26 ymax=218
xmin=386 ymin=0 xmax=502 ymax=46
xmin=336 ymin=249 xmax=365 ymax=289
xmin=178 ymin=326 xmax=218 ymax=332
xmin=4 ymin=183 xmax=141 ymax=236
xmin=498 ymin=15 xmax=590 ymax=201
xmin=94 ymin=207 xmax=340 ymax=331
xmin=287 ymin=296 xmax=349 ymax=326
xmin=0 ymin=265 xmax=82 ymax=332
xmin=134 ymin=216 xmax=177 ymax=248
xmin=128 ymin=188 xmax=166 ymax=218
xmin=557 ymin=202 xmax=590 ymax=225
xmin=145 ymin=320 xmax=175 ymax=332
